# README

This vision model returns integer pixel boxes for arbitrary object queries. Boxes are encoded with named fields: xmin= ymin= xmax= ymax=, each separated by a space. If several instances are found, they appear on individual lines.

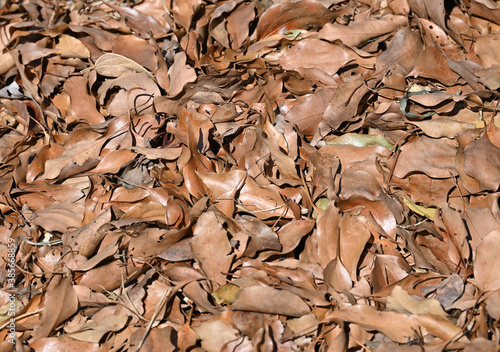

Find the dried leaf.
xmin=212 ymin=283 xmax=240 ymax=305
xmin=403 ymin=198 xmax=437 ymax=220
xmin=191 ymin=210 xmax=234 ymax=288
xmin=375 ymin=27 xmax=422 ymax=75
xmin=473 ymin=229 xmax=500 ymax=292
xmin=32 ymin=277 xmax=78 ymax=339
xmin=463 ymin=133 xmax=500 ymax=191
xmin=168 ymin=52 xmax=197 ymax=97
xmin=30 ymin=337 xmax=104 ymax=352
xmin=393 ymin=136 xmax=457 ymax=179
xmin=387 ymin=286 xmax=447 ymax=316
xmin=410 ymin=118 xmax=475 ymax=139
xmin=326 ymin=133 xmax=393 ymax=149
xmin=193 ymin=317 xmax=239 ymax=352
xmin=319 ymin=15 xmax=407 ymax=48
xmin=2 ymin=1 xmax=500 ymax=349
xmin=280 ymin=39 xmax=373 ymax=77
xmin=325 ymin=305 xmax=420 ymax=343
xmin=65 ymin=315 xmax=128 ymax=343
xmin=232 ymin=285 xmax=311 ymax=317
xmin=257 ymin=0 xmax=338 ymax=40
xmin=93 ymin=53 xmax=154 ymax=79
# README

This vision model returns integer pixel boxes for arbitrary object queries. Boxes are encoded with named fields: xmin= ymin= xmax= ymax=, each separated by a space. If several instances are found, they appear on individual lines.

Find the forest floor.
xmin=1 ymin=0 xmax=500 ymax=351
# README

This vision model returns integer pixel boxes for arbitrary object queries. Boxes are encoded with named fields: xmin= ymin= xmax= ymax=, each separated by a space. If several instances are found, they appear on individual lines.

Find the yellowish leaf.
xmin=403 ymin=198 xmax=437 ymax=220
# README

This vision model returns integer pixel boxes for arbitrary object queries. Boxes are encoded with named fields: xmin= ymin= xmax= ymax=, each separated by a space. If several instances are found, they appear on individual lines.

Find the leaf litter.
xmin=1 ymin=0 xmax=500 ymax=351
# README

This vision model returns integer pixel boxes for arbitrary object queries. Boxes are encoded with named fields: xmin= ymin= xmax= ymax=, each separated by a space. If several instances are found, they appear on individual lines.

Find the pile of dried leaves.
xmin=1 ymin=0 xmax=500 ymax=350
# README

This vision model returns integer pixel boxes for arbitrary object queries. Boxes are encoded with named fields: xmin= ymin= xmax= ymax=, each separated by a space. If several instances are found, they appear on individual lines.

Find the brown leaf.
xmin=485 ymin=289 xmax=500 ymax=320
xmin=31 ymin=201 xmax=85 ymax=233
xmin=3 ymin=1 xmax=500 ymax=349
xmin=226 ymin=3 xmax=255 ymax=50
xmin=64 ymin=315 xmax=128 ymax=343
xmin=93 ymin=53 xmax=154 ymax=79
xmin=319 ymin=15 xmax=407 ymax=48
xmin=104 ymin=3 xmax=167 ymax=39
xmin=338 ymin=212 xmax=372 ymax=281
xmin=129 ymin=327 xmax=177 ymax=352
xmin=413 ymin=314 xmax=464 ymax=342
xmin=171 ymin=0 xmax=203 ymax=31
xmin=41 ymin=139 xmax=105 ymax=180
xmin=191 ymin=209 xmax=234 ymax=288
xmin=411 ymin=118 xmax=475 ymax=139
xmin=168 ymin=52 xmax=197 ymax=97
xmin=375 ymin=27 xmax=423 ymax=76
xmin=197 ymin=170 xmax=246 ymax=217
xmin=463 ymin=133 xmax=500 ymax=191
xmin=63 ymin=207 xmax=113 ymax=258
xmin=284 ymin=88 xmax=335 ymax=136
xmin=257 ymin=0 xmax=338 ymax=40
xmin=78 ymin=260 xmax=135 ymax=292
xmin=314 ymin=80 xmax=370 ymax=142
xmin=237 ymin=217 xmax=281 ymax=257
xmin=277 ymin=219 xmax=315 ymax=254
xmin=393 ymin=136 xmax=457 ymax=179
xmin=315 ymin=201 xmax=340 ymax=268
xmin=64 ymin=76 xmax=105 ymax=125
xmin=325 ymin=305 xmax=420 ymax=343
xmin=98 ymin=71 xmax=160 ymax=117
xmin=232 ymin=285 xmax=311 ymax=317
xmin=477 ymin=65 xmax=500 ymax=90
xmin=409 ymin=46 xmax=461 ymax=86
xmin=112 ymin=35 xmax=158 ymax=72
xmin=473 ymin=229 xmax=500 ymax=292
xmin=407 ymin=174 xmax=455 ymax=207
xmin=30 ymin=337 xmax=105 ymax=352
xmin=462 ymin=338 xmax=497 ymax=352
xmin=387 ymin=286 xmax=447 ymax=316
xmin=238 ymin=176 xmax=291 ymax=219
xmin=280 ymin=39 xmax=372 ymax=77
xmin=371 ymin=254 xmax=411 ymax=292
xmin=18 ymin=43 xmax=57 ymax=65
xmin=32 ymin=277 xmax=78 ymax=339
xmin=323 ymin=257 xmax=352 ymax=293
xmin=475 ymin=34 xmax=500 ymax=68
xmin=375 ymin=343 xmax=426 ymax=352
xmin=91 ymin=149 xmax=136 ymax=174
xmin=192 ymin=316 xmax=239 ymax=352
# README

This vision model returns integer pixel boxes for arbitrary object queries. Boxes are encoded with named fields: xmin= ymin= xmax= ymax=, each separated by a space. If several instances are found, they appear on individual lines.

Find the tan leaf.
xmin=55 ymin=34 xmax=90 ymax=59
xmin=411 ymin=118 xmax=475 ymax=139
xmin=392 ymin=136 xmax=457 ymax=179
xmin=376 ymin=27 xmax=422 ymax=76
xmin=168 ymin=52 xmax=197 ymax=97
xmin=387 ymin=286 xmax=447 ymax=316
xmin=197 ymin=170 xmax=247 ymax=217
xmin=325 ymin=305 xmax=420 ymax=343
xmin=63 ymin=207 xmax=113 ymax=258
xmin=42 ymin=139 xmax=105 ymax=180
xmin=463 ymin=133 xmax=500 ymax=191
xmin=232 ymin=285 xmax=311 ymax=317
xmin=93 ymin=53 xmax=154 ymax=79
xmin=257 ymin=0 xmax=338 ymax=40
xmin=193 ymin=317 xmax=239 ymax=352
xmin=473 ymin=229 xmax=500 ymax=292
xmin=319 ymin=15 xmax=407 ymax=48
xmin=191 ymin=209 xmax=234 ymax=288
xmin=32 ymin=201 xmax=85 ymax=233
xmin=280 ymin=39 xmax=374 ymax=77
xmin=339 ymin=213 xmax=372 ymax=281
xmin=30 ymin=337 xmax=104 ymax=352
xmin=32 ymin=277 xmax=78 ymax=340
xmin=65 ymin=315 xmax=128 ymax=343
